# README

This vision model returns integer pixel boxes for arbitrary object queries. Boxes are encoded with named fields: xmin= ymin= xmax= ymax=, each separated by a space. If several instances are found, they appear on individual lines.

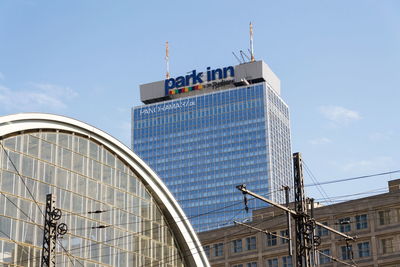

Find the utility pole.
xmin=236 ymin=152 xmax=357 ymax=267
xmin=41 ymin=194 xmax=68 ymax=267
xmin=283 ymin=186 xmax=293 ymax=256
xmin=310 ymin=198 xmax=318 ymax=266
xmin=293 ymin=152 xmax=313 ymax=267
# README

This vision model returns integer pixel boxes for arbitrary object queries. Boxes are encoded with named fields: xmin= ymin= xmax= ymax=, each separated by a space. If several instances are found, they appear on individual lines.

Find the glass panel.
xmin=0 ymin=131 xmax=188 ymax=266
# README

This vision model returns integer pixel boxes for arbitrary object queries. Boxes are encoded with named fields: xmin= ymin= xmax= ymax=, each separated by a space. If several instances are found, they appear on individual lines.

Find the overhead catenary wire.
xmin=317 ymin=249 xmax=357 ymax=266
xmin=0 ymin=142 xmax=84 ymax=267
xmin=8 ymin=200 xmax=263 ymax=266
xmin=63 ymin=198 xmax=261 ymax=254
xmin=65 ymin=185 xmax=396 ymax=258
xmin=143 ymin=211 xmax=364 ymax=267
xmin=2 ymin=172 xmax=394 ymax=266
xmin=83 ymin=212 xmax=275 ymax=267
xmin=13 ymin=197 xmax=255 ymax=265
xmin=0 ymin=189 xmax=82 ymax=266
xmin=304 ymin=169 xmax=400 ymax=187
xmin=8 ymin=191 xmax=396 ymax=267
xmin=66 ymin=188 xmax=283 ymax=232
xmin=0 ymin=142 xmax=46 ymax=218
xmin=303 ymin=160 xmax=334 ymax=205
xmin=2 ymin=177 xmax=277 ymax=266
xmin=315 ymin=188 xmax=388 ymax=203
xmin=143 ymin=213 xmax=390 ymax=267
xmin=65 ymin=176 xmax=396 ymax=266
xmin=1 ymin=135 xmax=398 ymax=266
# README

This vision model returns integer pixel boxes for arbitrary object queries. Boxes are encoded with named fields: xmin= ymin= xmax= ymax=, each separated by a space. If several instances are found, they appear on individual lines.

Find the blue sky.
xmin=1 ymin=0 xmax=399 ymax=204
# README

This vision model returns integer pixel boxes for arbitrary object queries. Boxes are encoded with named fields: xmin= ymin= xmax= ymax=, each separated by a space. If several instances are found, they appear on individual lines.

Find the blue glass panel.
xmin=132 ymin=83 xmax=292 ymax=231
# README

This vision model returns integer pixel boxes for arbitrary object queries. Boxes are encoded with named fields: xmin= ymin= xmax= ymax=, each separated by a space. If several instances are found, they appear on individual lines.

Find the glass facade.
xmin=132 ymin=82 xmax=292 ymax=231
xmin=0 ymin=130 xmax=186 ymax=266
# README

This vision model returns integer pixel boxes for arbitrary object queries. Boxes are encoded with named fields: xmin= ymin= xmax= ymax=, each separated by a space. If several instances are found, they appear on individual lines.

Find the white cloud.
xmin=369 ymin=131 xmax=393 ymax=142
xmin=309 ymin=137 xmax=332 ymax=145
xmin=341 ymin=156 xmax=395 ymax=173
xmin=319 ymin=105 xmax=361 ymax=125
xmin=30 ymin=83 xmax=78 ymax=99
xmin=0 ymin=83 xmax=78 ymax=112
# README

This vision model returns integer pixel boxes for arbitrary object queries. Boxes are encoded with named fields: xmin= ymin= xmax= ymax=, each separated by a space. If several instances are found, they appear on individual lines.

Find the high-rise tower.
xmin=132 ymin=60 xmax=293 ymax=231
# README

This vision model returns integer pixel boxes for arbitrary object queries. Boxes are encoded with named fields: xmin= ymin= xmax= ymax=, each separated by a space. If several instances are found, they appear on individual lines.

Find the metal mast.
xmin=41 ymin=194 xmax=58 ymax=267
xmin=237 ymin=152 xmax=357 ymax=267
xmin=41 ymin=194 xmax=68 ymax=267
xmin=165 ymin=41 xmax=170 ymax=79
xmin=293 ymin=152 xmax=312 ymax=267
xmin=250 ymin=22 xmax=255 ymax=62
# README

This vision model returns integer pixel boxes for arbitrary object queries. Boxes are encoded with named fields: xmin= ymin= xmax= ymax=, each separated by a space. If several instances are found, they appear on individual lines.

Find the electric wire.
xmin=4 ymin=189 xmax=258 ymax=265
xmin=7 ymin=201 xmax=261 ymax=266
xmin=65 ymin=210 xmax=278 ymax=267
xmin=315 ymin=186 xmax=387 ymax=201
xmin=317 ymin=249 xmax=357 ymax=266
xmin=141 ymin=212 xmax=306 ymax=267
xmin=66 ymin=188 xmax=282 ymax=232
xmin=303 ymin=160 xmax=334 ymax=205
xmin=19 ymin=184 xmax=287 ymax=265
xmin=60 ymin=180 xmax=396 ymax=266
xmin=41 ymin=181 xmax=400 ymax=264
xmin=7 ymin=191 xmax=398 ymax=267
xmin=0 ymin=143 xmax=46 ymax=218
xmin=3 ymin=184 xmax=266 ymax=266
xmin=300 ymin=162 xmax=395 ymax=264
xmin=1 ymin=135 xmax=399 ymax=265
xmin=0 ymin=142 xmax=83 ymax=267
xmin=304 ymin=169 xmax=400 ymax=187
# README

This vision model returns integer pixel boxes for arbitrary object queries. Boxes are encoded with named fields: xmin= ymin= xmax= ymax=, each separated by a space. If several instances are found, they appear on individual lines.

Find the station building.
xmin=198 ymin=179 xmax=400 ymax=267
xmin=132 ymin=60 xmax=293 ymax=232
xmin=0 ymin=113 xmax=209 ymax=267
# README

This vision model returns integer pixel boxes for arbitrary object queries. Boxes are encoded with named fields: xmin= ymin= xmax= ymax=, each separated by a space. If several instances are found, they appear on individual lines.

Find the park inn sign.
xmin=164 ymin=66 xmax=235 ymax=95
xmin=139 ymin=60 xmax=281 ymax=104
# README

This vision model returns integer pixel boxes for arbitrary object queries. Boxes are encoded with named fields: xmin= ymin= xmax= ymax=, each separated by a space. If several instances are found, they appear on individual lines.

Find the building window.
xmin=316 ymin=222 xmax=329 ymax=237
xmin=232 ymin=239 xmax=242 ymax=253
xmin=280 ymin=229 xmax=289 ymax=244
xmin=266 ymin=232 xmax=277 ymax=246
xmin=232 ymin=265 xmax=243 ymax=267
xmin=340 ymin=245 xmax=353 ymax=260
xmin=282 ymin=256 xmax=292 ymax=267
xmin=357 ymin=242 xmax=370 ymax=258
xmin=397 ymin=208 xmax=400 ymax=223
xmin=338 ymin=217 xmax=351 ymax=232
xmin=203 ymin=245 xmax=210 ymax=258
xmin=381 ymin=238 xmax=394 ymax=254
xmin=267 ymin=258 xmax=278 ymax=267
xmin=355 ymin=214 xmax=368 ymax=230
xmin=319 ymin=249 xmax=331 ymax=264
xmin=214 ymin=243 xmax=224 ymax=257
xmin=246 ymin=262 xmax=257 ymax=267
xmin=378 ymin=210 xmax=391 ymax=225
xmin=246 ymin=236 xmax=256 ymax=250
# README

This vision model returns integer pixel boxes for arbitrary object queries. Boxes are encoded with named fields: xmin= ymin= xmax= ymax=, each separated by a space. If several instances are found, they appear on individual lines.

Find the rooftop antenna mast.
xmin=250 ymin=22 xmax=255 ymax=62
xmin=165 ymin=41 xmax=170 ymax=79
xmin=232 ymin=52 xmax=243 ymax=64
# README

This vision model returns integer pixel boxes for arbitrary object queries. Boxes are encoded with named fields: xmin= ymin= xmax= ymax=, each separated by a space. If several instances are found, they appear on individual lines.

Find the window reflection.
xmin=0 ymin=132 xmax=185 ymax=266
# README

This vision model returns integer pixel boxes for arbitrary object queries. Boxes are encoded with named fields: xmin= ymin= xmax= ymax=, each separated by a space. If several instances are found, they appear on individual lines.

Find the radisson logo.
xmin=164 ymin=66 xmax=235 ymax=95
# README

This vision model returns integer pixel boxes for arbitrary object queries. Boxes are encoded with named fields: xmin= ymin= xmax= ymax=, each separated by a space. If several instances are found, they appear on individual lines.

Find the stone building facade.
xmin=198 ymin=179 xmax=400 ymax=267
